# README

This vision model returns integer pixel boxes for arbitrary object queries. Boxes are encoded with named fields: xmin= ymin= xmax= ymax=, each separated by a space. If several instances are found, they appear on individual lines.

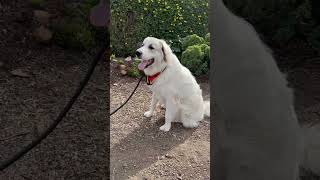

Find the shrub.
xmin=181 ymin=44 xmax=209 ymax=76
xmin=53 ymin=20 xmax=96 ymax=50
xmin=205 ymin=33 xmax=210 ymax=44
xmin=52 ymin=0 xmax=108 ymax=50
xmin=181 ymin=34 xmax=205 ymax=51
xmin=111 ymin=0 xmax=209 ymax=56
xmin=200 ymin=43 xmax=210 ymax=67
xmin=127 ymin=61 xmax=143 ymax=78
xmin=30 ymin=0 xmax=46 ymax=7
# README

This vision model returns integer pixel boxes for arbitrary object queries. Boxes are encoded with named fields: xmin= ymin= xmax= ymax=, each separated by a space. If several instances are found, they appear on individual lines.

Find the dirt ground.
xmin=110 ymin=61 xmax=210 ymax=180
xmin=0 ymin=1 xmax=108 ymax=179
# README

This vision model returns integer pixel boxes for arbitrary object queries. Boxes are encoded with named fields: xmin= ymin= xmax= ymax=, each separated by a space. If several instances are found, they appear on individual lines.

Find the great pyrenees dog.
xmin=136 ymin=37 xmax=210 ymax=132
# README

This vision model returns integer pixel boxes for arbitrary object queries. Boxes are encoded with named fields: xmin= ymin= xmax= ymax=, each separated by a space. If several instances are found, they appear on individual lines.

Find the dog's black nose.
xmin=136 ymin=50 xmax=142 ymax=58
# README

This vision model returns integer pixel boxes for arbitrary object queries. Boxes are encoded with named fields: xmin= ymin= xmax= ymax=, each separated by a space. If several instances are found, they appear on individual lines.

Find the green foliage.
xmin=111 ymin=0 xmax=209 ymax=56
xmin=181 ymin=43 xmax=209 ymax=76
xmin=179 ymin=33 xmax=210 ymax=76
xmin=200 ymin=43 xmax=211 ymax=65
xmin=30 ymin=0 xmax=46 ymax=7
xmin=181 ymin=34 xmax=205 ymax=51
xmin=127 ymin=61 xmax=143 ymax=78
xmin=80 ymin=0 xmax=100 ymax=14
xmin=53 ymin=20 xmax=96 ymax=50
xmin=205 ymin=33 xmax=210 ymax=44
xmin=52 ymin=0 xmax=108 ymax=50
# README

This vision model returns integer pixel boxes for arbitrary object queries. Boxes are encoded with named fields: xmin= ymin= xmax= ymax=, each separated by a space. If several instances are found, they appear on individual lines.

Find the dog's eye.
xmin=149 ymin=45 xmax=154 ymax=50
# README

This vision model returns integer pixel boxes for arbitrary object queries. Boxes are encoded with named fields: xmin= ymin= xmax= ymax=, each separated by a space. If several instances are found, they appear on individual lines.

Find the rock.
xmin=165 ymin=153 xmax=174 ymax=159
xmin=33 ymin=10 xmax=50 ymax=26
xmin=0 ymin=61 xmax=4 ymax=68
xmin=33 ymin=26 xmax=52 ymax=42
xmin=10 ymin=69 xmax=31 ymax=78
xmin=2 ymin=29 xmax=7 ymax=34
xmin=120 ymin=70 xmax=127 ymax=75
xmin=119 ymin=64 xmax=126 ymax=70
xmin=122 ymin=163 xmax=128 ymax=169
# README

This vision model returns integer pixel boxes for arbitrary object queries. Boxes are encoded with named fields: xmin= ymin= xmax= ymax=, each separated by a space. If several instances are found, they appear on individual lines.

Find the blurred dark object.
xmin=311 ymin=0 xmax=320 ymax=24
xmin=89 ymin=0 xmax=110 ymax=28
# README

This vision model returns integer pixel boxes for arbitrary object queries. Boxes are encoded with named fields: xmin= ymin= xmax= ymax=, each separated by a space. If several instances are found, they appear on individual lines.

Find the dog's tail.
xmin=203 ymin=101 xmax=210 ymax=117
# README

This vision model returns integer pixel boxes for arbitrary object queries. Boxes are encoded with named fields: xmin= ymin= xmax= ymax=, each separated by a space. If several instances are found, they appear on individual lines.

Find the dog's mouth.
xmin=138 ymin=58 xmax=154 ymax=70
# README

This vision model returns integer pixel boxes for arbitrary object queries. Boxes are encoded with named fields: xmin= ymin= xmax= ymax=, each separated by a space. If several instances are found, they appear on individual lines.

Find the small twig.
xmin=0 ymin=132 xmax=29 ymax=142
xmin=19 ymin=174 xmax=32 ymax=180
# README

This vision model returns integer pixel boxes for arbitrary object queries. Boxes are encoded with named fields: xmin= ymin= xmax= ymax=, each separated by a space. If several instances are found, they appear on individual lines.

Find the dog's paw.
xmin=144 ymin=111 xmax=153 ymax=118
xmin=159 ymin=124 xmax=171 ymax=132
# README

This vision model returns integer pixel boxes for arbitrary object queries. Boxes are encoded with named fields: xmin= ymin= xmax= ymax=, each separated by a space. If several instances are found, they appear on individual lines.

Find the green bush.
xmin=111 ymin=0 xmax=209 ymax=56
xmin=52 ymin=0 xmax=108 ymax=50
xmin=30 ymin=0 xmax=46 ymax=7
xmin=127 ymin=61 xmax=143 ymax=78
xmin=200 ymin=43 xmax=210 ymax=66
xmin=181 ymin=44 xmax=209 ymax=76
xmin=205 ymin=33 xmax=210 ymax=44
xmin=53 ymin=20 xmax=96 ymax=50
xmin=181 ymin=34 xmax=205 ymax=51
xmin=179 ymin=33 xmax=210 ymax=76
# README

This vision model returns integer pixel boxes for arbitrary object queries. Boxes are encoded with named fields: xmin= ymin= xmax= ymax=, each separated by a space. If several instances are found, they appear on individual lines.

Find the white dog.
xmin=136 ymin=37 xmax=210 ymax=132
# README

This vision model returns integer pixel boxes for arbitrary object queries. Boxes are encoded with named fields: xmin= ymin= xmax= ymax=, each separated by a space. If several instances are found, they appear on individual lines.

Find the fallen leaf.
xmin=10 ymin=69 xmax=31 ymax=78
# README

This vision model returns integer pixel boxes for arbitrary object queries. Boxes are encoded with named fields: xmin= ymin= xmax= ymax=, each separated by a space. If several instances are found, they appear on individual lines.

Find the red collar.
xmin=146 ymin=67 xmax=166 ymax=85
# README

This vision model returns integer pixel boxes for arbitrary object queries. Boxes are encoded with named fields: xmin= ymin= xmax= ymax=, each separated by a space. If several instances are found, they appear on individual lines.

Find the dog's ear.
xmin=160 ymin=39 xmax=172 ymax=62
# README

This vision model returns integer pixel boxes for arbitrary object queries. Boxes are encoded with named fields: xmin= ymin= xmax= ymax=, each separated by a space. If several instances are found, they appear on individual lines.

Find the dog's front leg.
xmin=160 ymin=99 xmax=177 ymax=132
xmin=144 ymin=93 xmax=158 ymax=117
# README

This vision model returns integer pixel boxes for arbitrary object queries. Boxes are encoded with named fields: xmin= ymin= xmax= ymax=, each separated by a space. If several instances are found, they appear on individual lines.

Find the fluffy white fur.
xmin=136 ymin=37 xmax=210 ymax=132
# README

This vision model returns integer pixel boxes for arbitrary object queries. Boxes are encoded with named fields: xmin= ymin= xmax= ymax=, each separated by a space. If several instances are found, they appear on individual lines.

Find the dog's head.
xmin=136 ymin=37 xmax=171 ymax=76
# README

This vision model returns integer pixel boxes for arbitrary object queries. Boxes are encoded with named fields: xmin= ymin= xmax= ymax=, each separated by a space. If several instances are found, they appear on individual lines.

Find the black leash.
xmin=0 ymin=46 xmax=144 ymax=171
xmin=0 ymin=46 xmax=106 ymax=171
xmin=110 ymin=75 xmax=144 ymax=116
